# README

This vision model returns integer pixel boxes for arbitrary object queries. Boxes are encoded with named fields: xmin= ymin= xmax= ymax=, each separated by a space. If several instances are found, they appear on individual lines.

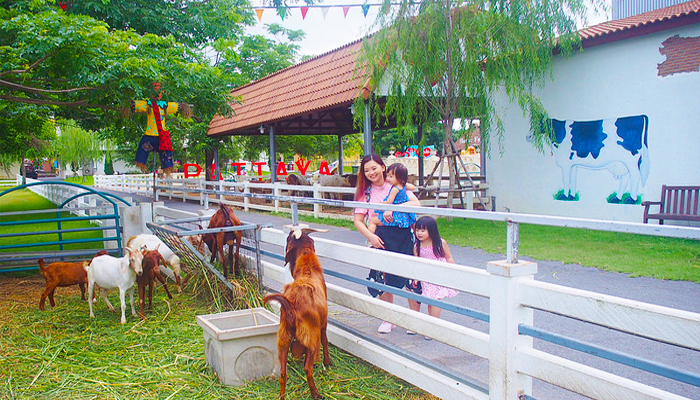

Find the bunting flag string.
xmin=251 ymin=2 xmax=415 ymax=21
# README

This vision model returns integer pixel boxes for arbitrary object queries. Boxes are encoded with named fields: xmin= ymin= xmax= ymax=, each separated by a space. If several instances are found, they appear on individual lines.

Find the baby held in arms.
xmin=368 ymin=163 xmax=417 ymax=233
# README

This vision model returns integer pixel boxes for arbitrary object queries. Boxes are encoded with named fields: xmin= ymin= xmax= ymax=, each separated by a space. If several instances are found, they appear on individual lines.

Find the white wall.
xmin=488 ymin=24 xmax=700 ymax=222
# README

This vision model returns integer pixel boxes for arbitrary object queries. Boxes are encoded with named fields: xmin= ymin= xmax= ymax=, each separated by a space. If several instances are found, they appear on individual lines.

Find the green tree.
xmin=55 ymin=120 xmax=102 ymax=182
xmin=0 ymin=102 xmax=54 ymax=183
xmin=104 ymin=151 xmax=114 ymax=175
xmin=358 ymin=0 xmax=592 ymax=205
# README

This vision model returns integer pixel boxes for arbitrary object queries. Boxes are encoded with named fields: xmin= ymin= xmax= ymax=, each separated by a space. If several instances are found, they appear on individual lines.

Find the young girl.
xmin=410 ymin=216 xmax=459 ymax=325
xmin=368 ymin=163 xmax=417 ymax=233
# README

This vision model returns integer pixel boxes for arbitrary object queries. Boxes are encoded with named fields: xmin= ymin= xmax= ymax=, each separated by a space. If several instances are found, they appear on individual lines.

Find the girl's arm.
xmin=413 ymin=245 xmax=419 ymax=257
xmin=354 ymin=212 xmax=384 ymax=249
xmin=384 ymin=186 xmax=400 ymax=204
xmin=442 ymin=238 xmax=455 ymax=263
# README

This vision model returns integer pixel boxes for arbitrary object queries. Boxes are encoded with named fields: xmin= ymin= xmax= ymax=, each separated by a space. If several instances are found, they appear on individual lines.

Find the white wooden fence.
xmin=94 ymin=173 xmax=490 ymax=218
xmin=150 ymin=202 xmax=700 ymax=400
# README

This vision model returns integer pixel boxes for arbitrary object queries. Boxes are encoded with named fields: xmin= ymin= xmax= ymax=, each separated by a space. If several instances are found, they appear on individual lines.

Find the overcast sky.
xmin=246 ymin=0 xmax=611 ymax=59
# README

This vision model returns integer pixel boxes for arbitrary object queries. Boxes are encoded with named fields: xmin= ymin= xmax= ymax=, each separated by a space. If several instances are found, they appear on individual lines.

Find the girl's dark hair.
xmin=386 ymin=163 xmax=408 ymax=186
xmin=354 ymin=153 xmax=386 ymax=201
xmin=414 ymin=216 xmax=445 ymax=258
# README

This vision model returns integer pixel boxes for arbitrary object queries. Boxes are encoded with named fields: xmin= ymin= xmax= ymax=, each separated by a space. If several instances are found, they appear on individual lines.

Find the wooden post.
xmin=487 ymin=259 xmax=537 ymax=400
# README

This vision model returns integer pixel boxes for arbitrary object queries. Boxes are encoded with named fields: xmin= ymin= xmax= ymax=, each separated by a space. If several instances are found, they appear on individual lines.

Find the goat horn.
xmin=283 ymin=224 xmax=329 ymax=238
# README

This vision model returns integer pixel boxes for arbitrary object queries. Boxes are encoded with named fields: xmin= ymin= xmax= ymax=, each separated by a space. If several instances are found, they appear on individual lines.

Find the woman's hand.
xmin=368 ymin=232 xmax=385 ymax=249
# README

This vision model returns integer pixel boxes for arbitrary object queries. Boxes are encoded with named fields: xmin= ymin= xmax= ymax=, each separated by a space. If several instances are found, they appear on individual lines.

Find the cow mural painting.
xmin=543 ymin=115 xmax=650 ymax=204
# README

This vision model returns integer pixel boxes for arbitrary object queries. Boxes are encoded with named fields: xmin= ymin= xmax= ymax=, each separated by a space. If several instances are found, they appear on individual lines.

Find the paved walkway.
xmin=111 ymin=190 xmax=700 ymax=400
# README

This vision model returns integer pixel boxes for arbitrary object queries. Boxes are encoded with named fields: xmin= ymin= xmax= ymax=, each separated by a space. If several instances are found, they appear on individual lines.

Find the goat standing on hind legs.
xmin=263 ymin=226 xmax=331 ymax=400
xmin=202 ymin=203 xmax=243 ymax=278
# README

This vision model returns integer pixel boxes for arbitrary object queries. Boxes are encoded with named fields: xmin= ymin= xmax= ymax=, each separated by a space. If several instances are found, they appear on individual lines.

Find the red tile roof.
xmin=208 ymin=39 xmax=368 ymax=137
xmin=579 ymin=0 xmax=700 ymax=47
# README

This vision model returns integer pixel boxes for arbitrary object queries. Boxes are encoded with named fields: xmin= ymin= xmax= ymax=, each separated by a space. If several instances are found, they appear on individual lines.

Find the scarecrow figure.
xmin=131 ymin=82 xmax=191 ymax=176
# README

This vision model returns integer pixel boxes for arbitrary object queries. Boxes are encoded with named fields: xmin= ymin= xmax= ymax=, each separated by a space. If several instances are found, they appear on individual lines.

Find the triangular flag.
xmin=320 ymin=6 xmax=330 ymax=19
xmin=278 ymin=7 xmax=287 ymax=20
xmin=300 ymin=6 xmax=309 ymax=20
xmin=362 ymin=4 xmax=370 ymax=17
xmin=255 ymin=8 xmax=264 ymax=21
xmin=342 ymin=6 xmax=350 ymax=18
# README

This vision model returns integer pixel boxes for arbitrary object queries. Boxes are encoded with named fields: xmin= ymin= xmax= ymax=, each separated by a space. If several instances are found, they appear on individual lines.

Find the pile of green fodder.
xmin=0 ymin=264 xmax=437 ymax=399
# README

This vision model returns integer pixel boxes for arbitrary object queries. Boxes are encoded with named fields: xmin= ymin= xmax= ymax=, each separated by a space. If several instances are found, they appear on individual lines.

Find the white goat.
xmin=127 ymin=234 xmax=182 ymax=292
xmin=87 ymin=248 xmax=144 ymax=324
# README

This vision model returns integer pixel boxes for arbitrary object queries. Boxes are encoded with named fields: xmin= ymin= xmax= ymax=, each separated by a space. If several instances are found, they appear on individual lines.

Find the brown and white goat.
xmin=136 ymin=246 xmax=173 ymax=318
xmin=127 ymin=234 xmax=182 ymax=292
xmin=202 ymin=203 xmax=242 ymax=278
xmin=263 ymin=226 xmax=331 ymax=400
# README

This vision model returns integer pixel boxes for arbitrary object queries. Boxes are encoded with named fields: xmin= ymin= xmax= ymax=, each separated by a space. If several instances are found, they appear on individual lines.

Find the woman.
xmin=353 ymin=153 xmax=421 ymax=334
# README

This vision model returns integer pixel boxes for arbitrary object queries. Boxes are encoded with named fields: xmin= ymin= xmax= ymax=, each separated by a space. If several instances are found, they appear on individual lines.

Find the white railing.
xmin=94 ymin=174 xmax=490 ymax=217
xmin=16 ymin=176 xmax=133 ymax=224
xmin=248 ymin=226 xmax=700 ymax=400
xmin=150 ymin=202 xmax=700 ymax=400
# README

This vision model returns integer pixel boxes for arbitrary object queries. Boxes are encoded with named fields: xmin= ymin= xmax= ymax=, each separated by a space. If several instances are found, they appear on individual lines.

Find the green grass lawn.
xmin=0 ymin=189 xmax=104 ymax=254
xmin=439 ymin=218 xmax=700 ymax=283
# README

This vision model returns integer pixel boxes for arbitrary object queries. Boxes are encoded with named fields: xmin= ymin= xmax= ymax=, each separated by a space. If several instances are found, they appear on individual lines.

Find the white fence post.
xmin=487 ymin=259 xmax=537 ymax=400
xmin=243 ymin=181 xmax=250 ymax=212
xmin=313 ymin=183 xmax=320 ymax=218
xmin=273 ymin=182 xmax=280 ymax=213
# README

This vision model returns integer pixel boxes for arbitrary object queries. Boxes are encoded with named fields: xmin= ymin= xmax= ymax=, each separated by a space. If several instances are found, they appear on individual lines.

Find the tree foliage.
xmin=55 ymin=119 xmax=103 ymax=178
xmin=1 ymin=0 xmax=308 ymax=171
xmin=357 ymin=0 xmax=591 ymax=203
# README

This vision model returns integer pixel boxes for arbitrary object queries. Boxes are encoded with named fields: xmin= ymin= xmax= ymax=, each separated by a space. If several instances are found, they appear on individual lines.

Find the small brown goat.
xmin=263 ymin=226 xmax=331 ymax=400
xmin=38 ymin=258 xmax=89 ymax=310
xmin=37 ymin=250 xmax=107 ymax=310
xmin=202 ymin=203 xmax=243 ymax=277
xmin=136 ymin=247 xmax=173 ymax=318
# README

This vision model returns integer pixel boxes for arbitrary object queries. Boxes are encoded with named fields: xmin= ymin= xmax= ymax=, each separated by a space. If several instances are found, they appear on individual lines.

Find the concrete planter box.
xmin=196 ymin=307 xmax=280 ymax=386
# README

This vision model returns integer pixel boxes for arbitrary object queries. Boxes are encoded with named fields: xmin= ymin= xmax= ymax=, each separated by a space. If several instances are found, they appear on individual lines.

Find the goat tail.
xmin=38 ymin=258 xmax=46 ymax=275
xmin=264 ymin=293 xmax=296 ymax=328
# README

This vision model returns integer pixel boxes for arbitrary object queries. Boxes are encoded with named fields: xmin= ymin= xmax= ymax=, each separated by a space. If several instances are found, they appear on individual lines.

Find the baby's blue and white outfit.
xmin=376 ymin=185 xmax=417 ymax=228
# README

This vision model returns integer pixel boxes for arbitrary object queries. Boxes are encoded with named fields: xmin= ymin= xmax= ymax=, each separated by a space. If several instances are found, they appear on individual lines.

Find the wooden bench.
xmin=642 ymin=185 xmax=700 ymax=224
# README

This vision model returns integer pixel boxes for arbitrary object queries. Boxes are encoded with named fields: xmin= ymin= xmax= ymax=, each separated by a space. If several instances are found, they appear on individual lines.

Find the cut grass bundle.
xmin=0 ymin=275 xmax=437 ymax=400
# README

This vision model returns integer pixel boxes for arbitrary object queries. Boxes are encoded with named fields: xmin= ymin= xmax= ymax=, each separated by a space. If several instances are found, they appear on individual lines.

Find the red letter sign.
xmin=319 ymin=160 xmax=331 ymax=175
xmin=295 ymin=158 xmax=310 ymax=175
xmin=184 ymin=163 xmax=201 ymax=178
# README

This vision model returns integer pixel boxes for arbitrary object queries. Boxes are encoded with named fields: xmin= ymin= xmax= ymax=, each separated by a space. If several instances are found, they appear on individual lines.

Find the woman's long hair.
xmin=414 ymin=216 xmax=445 ymax=258
xmin=354 ymin=153 xmax=386 ymax=201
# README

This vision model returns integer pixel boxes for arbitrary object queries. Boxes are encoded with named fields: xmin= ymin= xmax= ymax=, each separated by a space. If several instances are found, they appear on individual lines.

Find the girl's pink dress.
xmin=418 ymin=245 xmax=459 ymax=300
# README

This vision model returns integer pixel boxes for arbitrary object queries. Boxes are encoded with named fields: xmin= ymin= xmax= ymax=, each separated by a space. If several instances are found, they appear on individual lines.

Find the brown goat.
xmin=136 ymin=246 xmax=173 ymax=318
xmin=38 ymin=258 xmax=90 ymax=310
xmin=286 ymin=173 xmax=312 ymax=197
xmin=202 ymin=203 xmax=243 ymax=277
xmin=38 ymin=249 xmax=108 ymax=310
xmin=263 ymin=227 xmax=331 ymax=400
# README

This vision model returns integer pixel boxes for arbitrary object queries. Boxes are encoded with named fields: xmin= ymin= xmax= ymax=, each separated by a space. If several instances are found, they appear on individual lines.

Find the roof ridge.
xmin=579 ymin=0 xmax=700 ymax=42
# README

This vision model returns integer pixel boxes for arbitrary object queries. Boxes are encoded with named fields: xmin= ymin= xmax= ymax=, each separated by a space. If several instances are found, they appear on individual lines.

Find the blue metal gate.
xmin=0 ymin=181 xmax=132 ymax=272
